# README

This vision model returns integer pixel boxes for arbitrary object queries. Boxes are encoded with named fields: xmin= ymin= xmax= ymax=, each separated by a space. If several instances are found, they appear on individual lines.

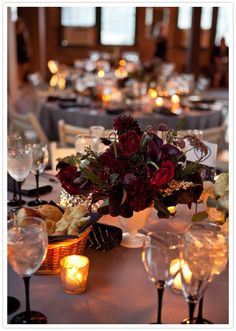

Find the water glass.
xmin=8 ymin=217 xmax=48 ymax=323
xmin=8 ymin=145 xmax=33 ymax=206
xmin=142 ymin=232 xmax=181 ymax=324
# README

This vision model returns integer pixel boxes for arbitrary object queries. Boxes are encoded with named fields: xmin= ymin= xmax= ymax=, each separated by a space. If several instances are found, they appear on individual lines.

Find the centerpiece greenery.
xmin=56 ymin=115 xmax=208 ymax=218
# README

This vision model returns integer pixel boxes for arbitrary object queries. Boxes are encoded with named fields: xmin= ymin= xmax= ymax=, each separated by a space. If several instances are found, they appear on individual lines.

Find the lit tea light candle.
xmin=171 ymin=94 xmax=180 ymax=105
xmin=155 ymin=97 xmax=164 ymax=107
xmin=49 ymin=74 xmax=58 ymax=87
xmin=48 ymin=60 xmax=59 ymax=74
xmin=170 ymin=259 xmax=192 ymax=291
xmin=114 ymin=67 xmax=128 ymax=79
xmin=119 ymin=59 xmax=126 ymax=66
xmin=58 ymin=76 xmax=66 ymax=90
xmin=167 ymin=206 xmax=176 ymax=215
xmin=148 ymin=88 xmax=158 ymax=99
xmin=98 ymin=69 xmax=105 ymax=78
xmin=60 ymin=255 xmax=89 ymax=294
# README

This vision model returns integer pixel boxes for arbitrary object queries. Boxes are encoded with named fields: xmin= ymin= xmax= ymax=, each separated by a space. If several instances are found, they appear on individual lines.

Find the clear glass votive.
xmin=75 ymin=134 xmax=98 ymax=154
xmin=89 ymin=125 xmax=105 ymax=138
xmin=60 ymin=255 xmax=89 ymax=294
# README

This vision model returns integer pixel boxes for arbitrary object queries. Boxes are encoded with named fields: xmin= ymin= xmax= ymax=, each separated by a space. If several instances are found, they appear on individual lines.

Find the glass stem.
xmin=188 ymin=302 xmax=196 ymax=324
xmin=156 ymin=280 xmax=165 ymax=324
xmin=13 ymin=179 xmax=17 ymax=200
xmin=18 ymin=181 xmax=22 ymax=205
xmin=35 ymin=171 xmax=40 ymax=200
xmin=23 ymin=276 xmax=31 ymax=323
xmin=196 ymin=296 xmax=204 ymax=323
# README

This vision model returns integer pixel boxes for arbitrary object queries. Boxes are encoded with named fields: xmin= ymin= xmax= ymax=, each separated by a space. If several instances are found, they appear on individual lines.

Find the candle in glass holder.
xmin=170 ymin=259 xmax=192 ymax=292
xmin=171 ymin=94 xmax=180 ymax=105
xmin=60 ymin=255 xmax=89 ymax=294
xmin=167 ymin=206 xmax=176 ymax=216
xmin=98 ymin=69 xmax=105 ymax=78
xmin=155 ymin=97 xmax=164 ymax=107
xmin=148 ymin=88 xmax=158 ymax=99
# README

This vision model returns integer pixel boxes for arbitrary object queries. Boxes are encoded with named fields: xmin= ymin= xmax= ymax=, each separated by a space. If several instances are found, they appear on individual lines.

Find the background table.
xmin=7 ymin=173 xmax=229 ymax=324
xmin=39 ymin=101 xmax=226 ymax=142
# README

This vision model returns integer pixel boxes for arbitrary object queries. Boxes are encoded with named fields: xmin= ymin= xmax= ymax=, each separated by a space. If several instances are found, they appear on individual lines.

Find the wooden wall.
xmin=17 ymin=7 xmax=217 ymax=79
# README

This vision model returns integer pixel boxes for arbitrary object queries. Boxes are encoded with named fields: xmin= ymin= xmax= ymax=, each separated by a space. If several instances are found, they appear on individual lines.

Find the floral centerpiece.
xmin=56 ymin=115 xmax=208 ymax=218
xmin=192 ymin=173 xmax=229 ymax=225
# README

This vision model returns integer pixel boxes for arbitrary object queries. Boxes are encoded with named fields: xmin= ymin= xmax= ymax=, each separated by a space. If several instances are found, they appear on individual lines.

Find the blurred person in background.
xmin=153 ymin=23 xmax=168 ymax=62
xmin=211 ymin=37 xmax=229 ymax=88
xmin=15 ymin=17 xmax=32 ymax=87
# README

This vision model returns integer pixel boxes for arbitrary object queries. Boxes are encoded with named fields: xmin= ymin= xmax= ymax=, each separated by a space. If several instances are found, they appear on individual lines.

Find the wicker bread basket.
xmin=36 ymin=226 xmax=92 ymax=275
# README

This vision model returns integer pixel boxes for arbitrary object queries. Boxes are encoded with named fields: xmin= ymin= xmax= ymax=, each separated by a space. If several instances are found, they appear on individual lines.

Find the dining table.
xmin=39 ymin=98 xmax=226 ymax=142
xmin=7 ymin=173 xmax=229 ymax=325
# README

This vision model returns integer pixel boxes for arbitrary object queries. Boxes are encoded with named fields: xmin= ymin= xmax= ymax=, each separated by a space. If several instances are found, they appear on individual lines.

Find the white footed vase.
xmin=119 ymin=207 xmax=152 ymax=248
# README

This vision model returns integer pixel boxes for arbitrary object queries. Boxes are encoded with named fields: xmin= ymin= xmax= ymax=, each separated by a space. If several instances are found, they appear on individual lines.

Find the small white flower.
xmin=215 ymin=173 xmax=229 ymax=197
xmin=218 ymin=192 xmax=229 ymax=210
xmin=207 ymin=207 xmax=226 ymax=224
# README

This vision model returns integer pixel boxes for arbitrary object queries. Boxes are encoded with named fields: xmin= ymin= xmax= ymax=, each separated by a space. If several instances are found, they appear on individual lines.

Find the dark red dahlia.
xmin=98 ymin=148 xmax=126 ymax=175
xmin=113 ymin=115 xmax=142 ymax=136
xmin=118 ymin=130 xmax=141 ymax=156
xmin=127 ymin=179 xmax=157 ymax=212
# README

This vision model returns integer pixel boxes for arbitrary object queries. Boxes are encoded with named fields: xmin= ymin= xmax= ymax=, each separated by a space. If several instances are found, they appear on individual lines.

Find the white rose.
xmin=218 ymin=192 xmax=229 ymax=210
xmin=207 ymin=207 xmax=226 ymax=224
xmin=215 ymin=173 xmax=229 ymax=197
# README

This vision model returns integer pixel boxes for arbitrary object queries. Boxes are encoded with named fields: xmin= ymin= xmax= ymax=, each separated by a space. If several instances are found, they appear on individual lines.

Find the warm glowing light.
xmin=148 ymin=88 xmax=158 ymax=99
xmin=167 ymin=206 xmax=176 ymax=214
xmin=58 ymin=76 xmax=66 ymax=90
xmin=98 ymin=69 xmax=105 ymax=78
xmin=48 ymin=60 xmax=59 ymax=74
xmin=170 ymin=259 xmax=192 ymax=291
xmin=119 ymin=59 xmax=126 ymax=66
xmin=60 ymin=255 xmax=89 ymax=294
xmin=171 ymin=94 xmax=180 ymax=104
xmin=49 ymin=74 xmax=58 ymax=87
xmin=155 ymin=97 xmax=164 ymax=107
xmin=102 ymin=94 xmax=111 ymax=103
xmin=114 ymin=67 xmax=128 ymax=79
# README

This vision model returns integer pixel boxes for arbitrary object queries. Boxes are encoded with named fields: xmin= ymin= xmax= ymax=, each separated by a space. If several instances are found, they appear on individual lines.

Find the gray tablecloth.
xmin=39 ymin=102 xmax=225 ymax=142
xmin=7 ymin=174 xmax=229 ymax=325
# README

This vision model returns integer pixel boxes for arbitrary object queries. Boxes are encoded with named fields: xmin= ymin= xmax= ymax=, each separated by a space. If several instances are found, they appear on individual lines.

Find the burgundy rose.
xmin=56 ymin=165 xmax=81 ymax=195
xmin=151 ymin=160 xmax=175 ymax=187
xmin=118 ymin=130 xmax=141 ymax=156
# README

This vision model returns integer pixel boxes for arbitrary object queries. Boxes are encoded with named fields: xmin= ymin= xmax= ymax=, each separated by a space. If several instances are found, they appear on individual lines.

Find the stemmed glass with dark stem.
xmin=181 ymin=222 xmax=228 ymax=324
xmin=8 ymin=217 xmax=48 ymax=323
xmin=7 ymin=135 xmax=23 ymax=208
xmin=142 ymin=231 xmax=181 ymax=324
xmin=26 ymin=143 xmax=49 ymax=206
xmin=8 ymin=145 xmax=33 ymax=207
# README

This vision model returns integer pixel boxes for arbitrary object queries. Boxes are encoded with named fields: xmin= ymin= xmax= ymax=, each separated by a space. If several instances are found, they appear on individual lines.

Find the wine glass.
xmin=8 ymin=145 xmax=33 ymax=206
xmin=180 ymin=223 xmax=220 ymax=324
xmin=142 ymin=231 xmax=181 ymax=323
xmin=26 ymin=143 xmax=49 ymax=206
xmin=8 ymin=217 xmax=48 ymax=323
xmin=184 ymin=222 xmax=228 ymax=324
xmin=7 ymin=135 xmax=22 ymax=208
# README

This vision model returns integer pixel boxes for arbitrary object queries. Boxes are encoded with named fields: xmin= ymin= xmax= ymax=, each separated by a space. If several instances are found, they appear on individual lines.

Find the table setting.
xmin=38 ymin=57 xmax=227 ymax=142
xmin=7 ymin=115 xmax=229 ymax=325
